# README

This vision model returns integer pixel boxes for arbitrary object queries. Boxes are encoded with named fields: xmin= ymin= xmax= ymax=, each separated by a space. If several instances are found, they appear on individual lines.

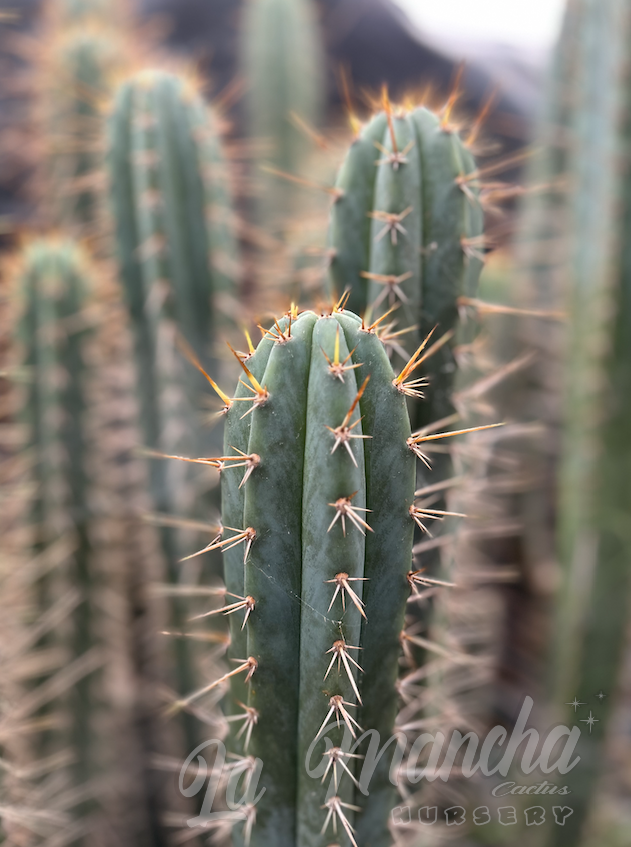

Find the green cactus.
xmin=484 ymin=0 xmax=631 ymax=843
xmin=107 ymin=67 xmax=239 ymax=750
xmin=241 ymin=0 xmax=325 ymax=224
xmin=547 ymin=0 xmax=631 ymax=842
xmin=17 ymin=238 xmax=96 ymax=783
xmin=327 ymin=102 xmax=484 ymax=430
xmin=212 ymin=308 xmax=418 ymax=847
xmin=43 ymin=24 xmax=125 ymax=238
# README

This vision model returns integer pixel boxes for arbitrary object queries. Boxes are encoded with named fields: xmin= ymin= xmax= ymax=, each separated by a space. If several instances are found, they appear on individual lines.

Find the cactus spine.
xmin=217 ymin=309 xmax=416 ymax=847
xmin=45 ymin=28 xmax=123 ymax=235
xmin=241 ymin=0 xmax=325 ymax=224
xmin=327 ymin=103 xmax=484 ymax=429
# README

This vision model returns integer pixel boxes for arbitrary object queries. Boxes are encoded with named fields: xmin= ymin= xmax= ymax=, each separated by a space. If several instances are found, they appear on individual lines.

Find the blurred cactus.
xmin=475 ymin=0 xmax=631 ymax=842
xmin=35 ymin=0 xmax=134 ymax=240
xmin=44 ymin=25 xmax=126 ymax=238
xmin=241 ymin=0 xmax=325 ymax=225
xmin=16 ymin=238 xmax=98 ymax=788
xmin=107 ymin=67 xmax=239 ymax=750
xmin=544 ymin=0 xmax=631 ymax=842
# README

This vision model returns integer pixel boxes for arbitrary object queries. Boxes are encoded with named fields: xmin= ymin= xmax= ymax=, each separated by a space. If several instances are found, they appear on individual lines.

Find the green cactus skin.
xmin=327 ymin=105 xmax=484 ymax=430
xmin=241 ymin=0 xmax=325 ymax=224
xmin=45 ymin=26 xmax=124 ymax=237
xmin=220 ymin=309 xmax=416 ymax=847
xmin=18 ymin=239 xmax=95 ymax=783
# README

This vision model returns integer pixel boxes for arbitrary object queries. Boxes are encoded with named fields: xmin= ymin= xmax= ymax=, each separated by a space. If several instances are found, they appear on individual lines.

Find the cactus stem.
xmin=325 ymin=572 xmax=369 ymax=619
xmin=324 ymin=639 xmax=364 ymax=703
xmin=322 ymin=746 xmax=365 ymax=791
xmin=327 ymin=494 xmax=373 ymax=536
xmin=321 ymin=796 xmax=361 ymax=847
xmin=317 ymin=695 xmax=363 ymax=740
xmin=225 ymin=703 xmax=259 ymax=750
xmin=369 ymin=206 xmax=413 ymax=244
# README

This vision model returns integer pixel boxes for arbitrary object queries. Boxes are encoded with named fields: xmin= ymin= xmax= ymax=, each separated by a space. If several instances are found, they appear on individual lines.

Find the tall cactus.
xmin=211 ymin=308 xmax=419 ymax=847
xmin=485 ymin=0 xmax=631 ymax=843
xmin=546 ymin=0 xmax=631 ymax=843
xmin=16 ymin=238 xmax=97 ymax=785
xmin=107 ymin=68 xmax=239 ymax=750
xmin=241 ymin=0 xmax=325 ymax=225
xmin=327 ymin=102 xmax=484 ymax=430
xmin=42 ymin=24 xmax=125 ymax=237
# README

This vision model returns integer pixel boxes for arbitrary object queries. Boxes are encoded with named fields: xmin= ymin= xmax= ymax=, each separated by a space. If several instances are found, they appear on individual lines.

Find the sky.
xmin=393 ymin=0 xmax=567 ymax=52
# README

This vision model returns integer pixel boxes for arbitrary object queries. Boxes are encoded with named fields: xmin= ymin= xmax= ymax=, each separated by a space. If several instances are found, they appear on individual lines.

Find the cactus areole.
xmin=218 ymin=308 xmax=416 ymax=847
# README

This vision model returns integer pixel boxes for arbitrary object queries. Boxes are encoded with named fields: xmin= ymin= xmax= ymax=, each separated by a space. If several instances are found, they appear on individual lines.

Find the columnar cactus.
xmin=542 ymin=0 xmax=631 ymax=843
xmin=327 ymin=103 xmax=484 ymax=429
xmin=241 ymin=0 xmax=325 ymax=224
xmin=108 ymin=68 xmax=238 ymax=428
xmin=16 ymin=238 xmax=96 ymax=782
xmin=212 ymin=307 xmax=421 ymax=847
xmin=107 ymin=68 xmax=239 ymax=750
xmin=488 ymin=0 xmax=631 ymax=843
xmin=43 ymin=25 xmax=125 ymax=237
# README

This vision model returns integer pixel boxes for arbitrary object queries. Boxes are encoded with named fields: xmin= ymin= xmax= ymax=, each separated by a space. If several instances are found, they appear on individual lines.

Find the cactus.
xmin=327 ymin=101 xmax=484 ymax=430
xmin=42 ymin=24 xmax=126 ymax=238
xmin=107 ymin=67 xmax=239 ymax=750
xmin=208 ymin=307 xmax=419 ymax=847
xmin=16 ymin=238 xmax=97 ymax=784
xmin=477 ymin=0 xmax=631 ymax=843
xmin=241 ymin=0 xmax=325 ymax=225
xmin=545 ymin=0 xmax=631 ymax=843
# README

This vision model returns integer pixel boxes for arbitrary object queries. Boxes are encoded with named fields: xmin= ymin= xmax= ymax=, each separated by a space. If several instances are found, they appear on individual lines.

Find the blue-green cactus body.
xmin=221 ymin=309 xmax=416 ymax=847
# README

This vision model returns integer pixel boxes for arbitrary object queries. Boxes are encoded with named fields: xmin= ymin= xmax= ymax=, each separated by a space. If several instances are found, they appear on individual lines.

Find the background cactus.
xmin=327 ymin=101 xmax=484 ymax=430
xmin=522 ymin=0 xmax=631 ymax=842
xmin=240 ymin=0 xmax=325 ymax=226
xmin=15 ymin=238 xmax=99 ymax=790
xmin=215 ymin=308 xmax=416 ymax=847
xmin=43 ymin=25 xmax=126 ymax=238
xmin=107 ymin=67 xmax=240 ymax=751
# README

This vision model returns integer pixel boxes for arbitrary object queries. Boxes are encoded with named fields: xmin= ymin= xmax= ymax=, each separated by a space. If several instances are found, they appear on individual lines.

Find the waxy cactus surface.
xmin=214 ymin=308 xmax=417 ymax=847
